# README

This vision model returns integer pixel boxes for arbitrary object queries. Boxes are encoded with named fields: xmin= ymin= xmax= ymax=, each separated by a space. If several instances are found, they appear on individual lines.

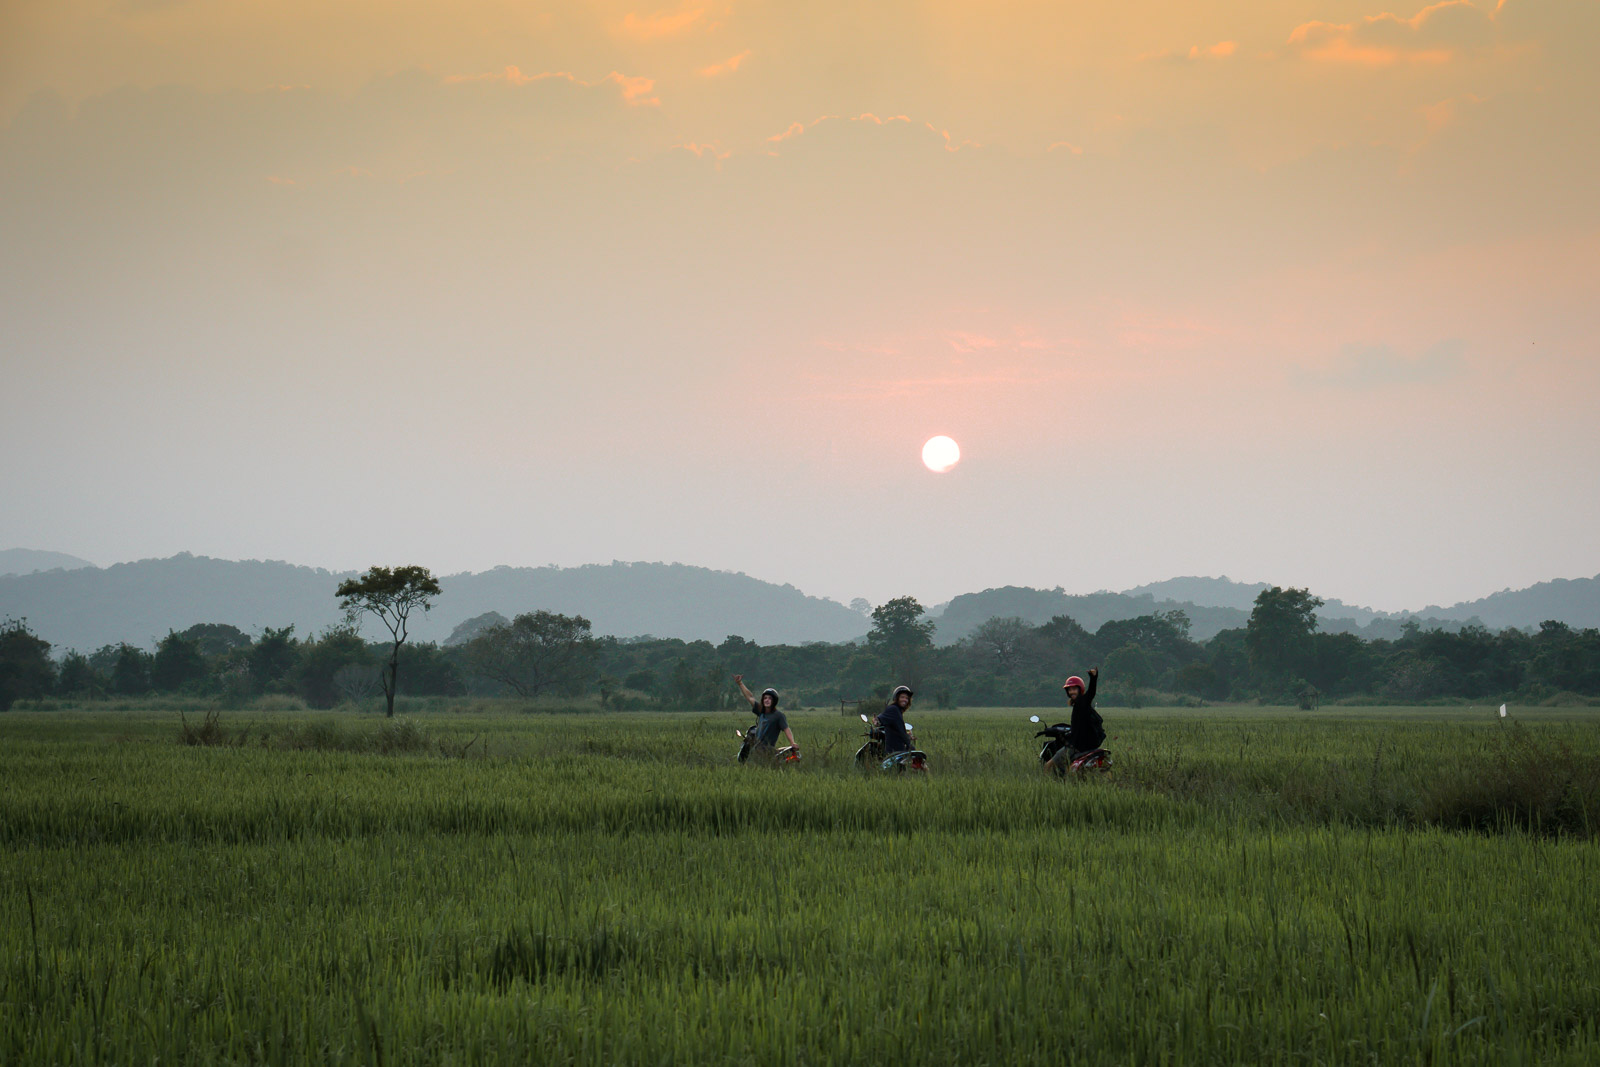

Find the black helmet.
xmin=761 ymin=688 xmax=780 ymax=709
xmin=891 ymin=685 xmax=914 ymax=700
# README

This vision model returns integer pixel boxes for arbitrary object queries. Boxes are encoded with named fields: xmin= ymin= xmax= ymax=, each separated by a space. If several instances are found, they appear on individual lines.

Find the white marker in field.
xmin=1499 ymin=703 xmax=1508 ymax=718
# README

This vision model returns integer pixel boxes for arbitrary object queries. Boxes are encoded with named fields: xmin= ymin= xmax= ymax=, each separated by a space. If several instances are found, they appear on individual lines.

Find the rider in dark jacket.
xmin=877 ymin=685 xmax=914 ymax=754
xmin=1063 ymin=668 xmax=1104 ymax=753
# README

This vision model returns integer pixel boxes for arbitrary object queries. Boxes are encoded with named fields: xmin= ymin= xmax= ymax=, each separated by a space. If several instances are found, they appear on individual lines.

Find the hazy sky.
xmin=2 ymin=0 xmax=1597 ymax=613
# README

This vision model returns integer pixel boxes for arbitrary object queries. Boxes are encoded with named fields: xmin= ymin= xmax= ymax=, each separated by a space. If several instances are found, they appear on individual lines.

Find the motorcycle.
xmin=856 ymin=713 xmax=929 ymax=773
xmin=735 ymin=726 xmax=800 ymax=765
xmin=1029 ymin=715 xmax=1111 ymax=775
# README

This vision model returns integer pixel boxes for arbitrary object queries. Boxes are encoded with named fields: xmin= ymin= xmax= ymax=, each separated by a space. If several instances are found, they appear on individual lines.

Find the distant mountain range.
xmin=0 ymin=548 xmax=95 ymax=577
xmin=2 ymin=552 xmax=1597 ymax=653
xmin=932 ymin=586 xmax=1253 ymax=644
xmin=1121 ymin=577 xmax=1390 ymax=628
xmin=933 ymin=574 xmax=1600 ymax=644
xmin=0 ymin=554 xmax=869 ymax=652
xmin=1120 ymin=575 xmax=1600 ymax=638
xmin=1415 ymin=577 xmax=1600 ymax=632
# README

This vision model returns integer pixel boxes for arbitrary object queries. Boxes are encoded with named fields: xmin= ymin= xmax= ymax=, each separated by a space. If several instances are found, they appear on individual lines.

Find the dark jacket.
xmin=1068 ymin=674 xmax=1105 ymax=752
xmin=877 ymin=703 xmax=912 ymax=754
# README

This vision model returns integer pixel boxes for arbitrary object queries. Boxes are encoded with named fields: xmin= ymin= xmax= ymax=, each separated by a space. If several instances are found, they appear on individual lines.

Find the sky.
xmin=2 ymin=0 xmax=1597 ymax=614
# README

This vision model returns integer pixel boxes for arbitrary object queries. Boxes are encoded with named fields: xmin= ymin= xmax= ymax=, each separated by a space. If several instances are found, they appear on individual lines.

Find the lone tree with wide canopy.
xmin=868 ymin=596 xmax=936 ymax=692
xmin=1245 ymin=586 xmax=1324 ymax=685
xmin=336 ymin=565 xmax=442 ymax=717
xmin=464 ymin=610 xmax=598 ymax=700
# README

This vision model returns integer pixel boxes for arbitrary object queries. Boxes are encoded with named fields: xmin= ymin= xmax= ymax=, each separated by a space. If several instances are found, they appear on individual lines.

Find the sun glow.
xmin=921 ymin=435 xmax=961 ymax=473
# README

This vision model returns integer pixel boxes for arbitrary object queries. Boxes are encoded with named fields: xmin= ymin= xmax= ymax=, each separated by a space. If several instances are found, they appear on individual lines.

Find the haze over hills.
xmin=1121 ymin=577 xmax=1391 ymax=628
xmin=2 ymin=552 xmax=1597 ymax=654
xmin=0 ymin=554 xmax=869 ymax=653
xmin=1419 ymin=576 xmax=1600 ymax=632
xmin=933 ymin=579 xmax=1446 ymax=645
xmin=1114 ymin=575 xmax=1600 ymax=634
xmin=931 ymin=587 xmax=1253 ymax=644
xmin=0 ymin=549 xmax=95 ymax=577
xmin=940 ymin=575 xmax=1600 ymax=644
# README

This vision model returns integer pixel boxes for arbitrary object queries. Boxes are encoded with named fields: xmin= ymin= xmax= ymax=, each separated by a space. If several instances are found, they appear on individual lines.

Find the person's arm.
xmin=734 ymin=674 xmax=757 ymax=706
xmin=1085 ymin=667 xmax=1098 ymax=703
xmin=784 ymin=726 xmax=798 ymax=748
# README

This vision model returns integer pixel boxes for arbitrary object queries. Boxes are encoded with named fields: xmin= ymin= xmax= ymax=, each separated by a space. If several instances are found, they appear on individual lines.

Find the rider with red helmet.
xmin=1062 ymin=668 xmax=1104 ymax=756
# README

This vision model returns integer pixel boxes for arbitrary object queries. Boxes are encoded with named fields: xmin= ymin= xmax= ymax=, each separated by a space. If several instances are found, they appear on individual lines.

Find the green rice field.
xmin=3 ymin=704 xmax=1598 ymax=1064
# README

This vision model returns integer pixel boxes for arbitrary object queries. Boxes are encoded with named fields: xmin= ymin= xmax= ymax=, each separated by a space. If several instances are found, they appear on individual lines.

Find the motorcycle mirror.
xmin=733 ymin=729 xmax=743 ymax=738
xmin=904 ymin=723 xmax=914 ymax=732
xmin=860 ymin=713 xmax=870 ymax=723
xmin=1029 ymin=715 xmax=1041 ymax=723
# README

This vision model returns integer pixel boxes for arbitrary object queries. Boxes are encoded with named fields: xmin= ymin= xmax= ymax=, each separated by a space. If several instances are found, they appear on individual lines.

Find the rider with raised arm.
xmin=1062 ymin=667 xmax=1104 ymax=758
xmin=734 ymin=674 xmax=798 ymax=762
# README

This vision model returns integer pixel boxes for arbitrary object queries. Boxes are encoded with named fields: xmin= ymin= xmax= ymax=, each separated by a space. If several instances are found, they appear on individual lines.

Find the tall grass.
xmin=1 ymin=706 xmax=1597 ymax=1064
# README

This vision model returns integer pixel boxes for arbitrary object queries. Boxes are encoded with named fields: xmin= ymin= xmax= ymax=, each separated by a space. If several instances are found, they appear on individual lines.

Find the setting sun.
xmin=922 ymin=435 xmax=961 ymax=473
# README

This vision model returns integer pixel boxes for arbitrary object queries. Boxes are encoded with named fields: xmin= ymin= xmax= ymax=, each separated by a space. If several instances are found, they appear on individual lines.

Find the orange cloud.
xmin=673 ymin=141 xmax=730 ymax=161
xmin=444 ymin=66 xmax=659 ymax=106
xmin=698 ymin=50 xmax=751 ymax=77
xmin=765 ymin=115 xmax=839 ymax=144
xmin=1047 ymin=141 xmax=1084 ymax=155
xmin=764 ymin=113 xmax=976 ymax=155
xmin=1299 ymin=39 xmax=1450 ymax=65
xmin=606 ymin=71 xmax=660 ymax=106
xmin=1289 ymin=0 xmax=1495 ymax=65
xmin=445 ymin=66 xmax=578 ymax=87
xmin=1140 ymin=39 xmax=1238 ymax=62
xmin=618 ymin=8 xmax=707 ymax=40
xmin=1420 ymin=92 xmax=1483 ymax=132
xmin=925 ymin=122 xmax=978 ymax=152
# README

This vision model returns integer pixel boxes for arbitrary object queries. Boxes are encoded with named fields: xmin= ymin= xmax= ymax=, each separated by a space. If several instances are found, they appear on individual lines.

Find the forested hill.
xmin=6 ymin=552 xmax=1598 ymax=655
xmin=0 ymin=556 xmax=357 ymax=653
xmin=1121 ymin=576 xmax=1391 ymax=628
xmin=932 ymin=587 xmax=1251 ymax=644
xmin=436 ymin=564 xmax=866 ymax=647
xmin=1116 ymin=575 xmax=1600 ymax=632
xmin=1423 ymin=575 xmax=1600 ymax=631
xmin=936 ymin=574 xmax=1600 ymax=644
xmin=0 ymin=548 xmax=95 ymax=577
xmin=0 ymin=555 xmax=869 ymax=653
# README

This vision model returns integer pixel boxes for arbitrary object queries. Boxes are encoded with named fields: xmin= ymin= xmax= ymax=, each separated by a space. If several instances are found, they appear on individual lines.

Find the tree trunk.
xmin=385 ymin=648 xmax=399 ymax=717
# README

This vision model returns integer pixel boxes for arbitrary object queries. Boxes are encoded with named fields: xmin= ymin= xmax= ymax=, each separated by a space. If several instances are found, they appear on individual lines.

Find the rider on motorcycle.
xmin=734 ymin=674 xmax=799 ymax=761
xmin=876 ymin=685 xmax=915 ymax=756
xmin=1062 ymin=668 xmax=1104 ymax=757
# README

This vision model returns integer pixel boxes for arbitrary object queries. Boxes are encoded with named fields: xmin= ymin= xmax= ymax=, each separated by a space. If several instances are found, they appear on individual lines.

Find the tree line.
xmin=4 ymin=583 xmax=1600 ymax=712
